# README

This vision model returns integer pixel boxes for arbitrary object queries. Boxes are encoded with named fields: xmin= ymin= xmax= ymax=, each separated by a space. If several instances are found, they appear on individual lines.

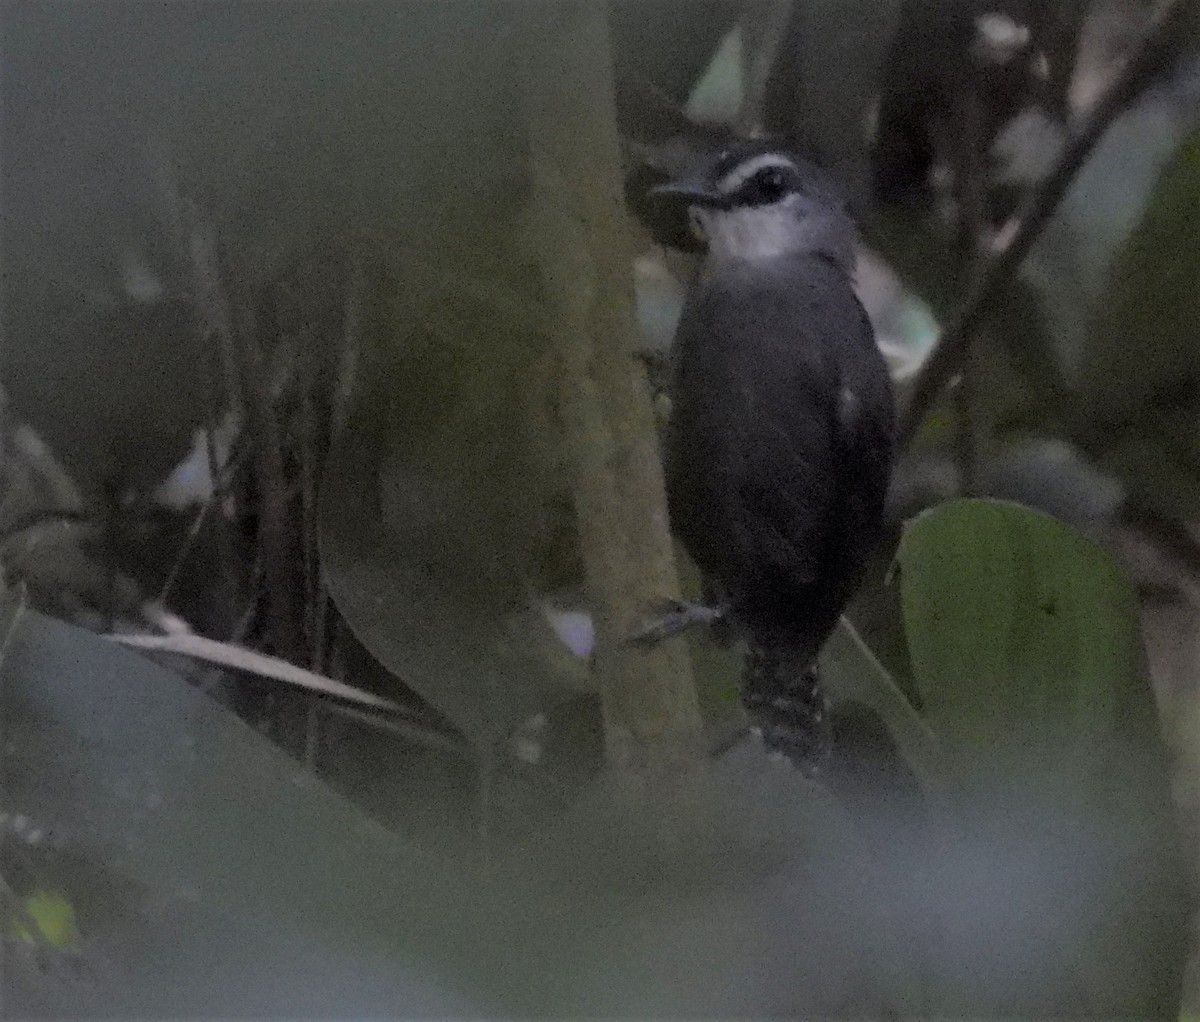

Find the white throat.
xmin=694 ymin=193 xmax=855 ymax=269
xmin=694 ymin=203 xmax=802 ymax=262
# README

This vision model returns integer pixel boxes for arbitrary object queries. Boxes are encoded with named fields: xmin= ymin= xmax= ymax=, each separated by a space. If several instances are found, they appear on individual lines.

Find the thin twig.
xmin=897 ymin=0 xmax=1195 ymax=448
xmin=107 ymin=631 xmax=402 ymax=712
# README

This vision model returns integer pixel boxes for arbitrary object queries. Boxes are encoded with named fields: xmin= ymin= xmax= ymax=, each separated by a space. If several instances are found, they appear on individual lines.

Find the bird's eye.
xmin=746 ymin=165 xmax=792 ymax=205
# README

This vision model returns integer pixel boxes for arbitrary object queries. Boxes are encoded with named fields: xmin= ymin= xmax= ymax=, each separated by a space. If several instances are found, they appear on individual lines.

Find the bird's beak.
xmin=648 ymin=179 xmax=729 ymax=209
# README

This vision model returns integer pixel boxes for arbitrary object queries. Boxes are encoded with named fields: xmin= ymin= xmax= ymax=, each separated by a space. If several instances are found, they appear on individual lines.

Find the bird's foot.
xmin=627 ymin=598 xmax=726 ymax=648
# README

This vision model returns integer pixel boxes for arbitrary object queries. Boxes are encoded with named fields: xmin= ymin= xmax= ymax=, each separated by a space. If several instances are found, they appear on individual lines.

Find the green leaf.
xmin=897 ymin=499 xmax=1187 ymax=1016
xmin=901 ymin=500 xmax=1141 ymax=751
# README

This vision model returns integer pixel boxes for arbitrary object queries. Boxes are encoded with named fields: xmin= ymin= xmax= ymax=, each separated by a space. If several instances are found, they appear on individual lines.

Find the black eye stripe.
xmin=732 ymin=164 xmax=798 ymax=206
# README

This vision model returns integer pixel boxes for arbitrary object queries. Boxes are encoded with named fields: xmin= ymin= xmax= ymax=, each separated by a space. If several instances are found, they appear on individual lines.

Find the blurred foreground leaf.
xmin=7 ymin=891 xmax=80 ymax=948
xmin=0 ymin=601 xmax=504 ymax=1015
xmin=898 ymin=499 xmax=1188 ymax=1017
xmin=0 ymin=600 xmax=920 ymax=1017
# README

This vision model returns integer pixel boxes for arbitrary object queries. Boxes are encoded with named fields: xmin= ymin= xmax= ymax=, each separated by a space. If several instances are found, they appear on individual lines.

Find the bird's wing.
xmin=730 ymin=295 xmax=893 ymax=593
xmin=830 ymin=302 xmax=896 ymax=554
xmin=726 ymin=367 xmax=841 ymax=588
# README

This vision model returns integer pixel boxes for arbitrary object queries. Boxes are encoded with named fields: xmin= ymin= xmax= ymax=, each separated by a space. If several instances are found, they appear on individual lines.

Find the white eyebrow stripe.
xmin=716 ymin=153 xmax=797 ymax=195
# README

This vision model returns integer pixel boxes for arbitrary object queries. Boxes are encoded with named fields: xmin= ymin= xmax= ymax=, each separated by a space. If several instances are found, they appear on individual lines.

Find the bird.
xmin=644 ymin=140 xmax=895 ymax=774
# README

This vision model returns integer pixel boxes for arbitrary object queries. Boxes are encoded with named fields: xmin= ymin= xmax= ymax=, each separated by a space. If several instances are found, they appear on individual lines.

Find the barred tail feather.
xmin=742 ymin=645 xmax=832 ymax=775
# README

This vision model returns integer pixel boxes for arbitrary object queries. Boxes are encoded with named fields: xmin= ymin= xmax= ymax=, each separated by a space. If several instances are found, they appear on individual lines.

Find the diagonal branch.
xmin=897 ymin=0 xmax=1197 ymax=449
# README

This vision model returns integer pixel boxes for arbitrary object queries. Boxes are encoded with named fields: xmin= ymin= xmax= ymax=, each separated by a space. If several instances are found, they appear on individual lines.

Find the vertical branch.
xmin=523 ymin=2 xmax=703 ymax=781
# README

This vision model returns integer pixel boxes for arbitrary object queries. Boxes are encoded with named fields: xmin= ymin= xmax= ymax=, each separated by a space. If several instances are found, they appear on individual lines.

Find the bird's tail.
xmin=742 ymin=645 xmax=832 ymax=775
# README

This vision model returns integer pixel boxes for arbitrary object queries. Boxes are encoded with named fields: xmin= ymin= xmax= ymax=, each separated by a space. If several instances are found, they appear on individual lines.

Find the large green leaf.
xmin=901 ymin=500 xmax=1152 ymax=754
xmin=897 ymin=499 xmax=1187 ymax=1016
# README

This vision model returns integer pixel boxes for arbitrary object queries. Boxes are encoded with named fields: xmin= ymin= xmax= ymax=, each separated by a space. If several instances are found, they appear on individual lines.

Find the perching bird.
xmin=647 ymin=140 xmax=895 ymax=774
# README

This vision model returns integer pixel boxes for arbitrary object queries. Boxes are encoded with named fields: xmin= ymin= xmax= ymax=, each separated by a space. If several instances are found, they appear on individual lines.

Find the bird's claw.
xmin=627 ymin=599 xmax=725 ymax=647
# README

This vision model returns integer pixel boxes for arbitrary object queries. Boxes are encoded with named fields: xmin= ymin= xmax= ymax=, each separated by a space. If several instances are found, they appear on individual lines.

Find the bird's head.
xmin=650 ymin=142 xmax=856 ymax=269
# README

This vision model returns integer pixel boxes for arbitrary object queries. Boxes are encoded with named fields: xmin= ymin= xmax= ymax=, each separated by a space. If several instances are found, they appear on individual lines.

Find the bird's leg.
xmin=627 ymin=598 xmax=727 ymax=647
